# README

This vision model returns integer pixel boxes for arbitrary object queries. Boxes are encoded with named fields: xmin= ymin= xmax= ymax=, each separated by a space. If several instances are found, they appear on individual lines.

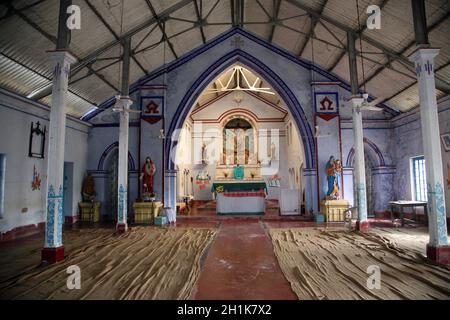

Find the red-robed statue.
xmin=140 ymin=157 xmax=156 ymax=195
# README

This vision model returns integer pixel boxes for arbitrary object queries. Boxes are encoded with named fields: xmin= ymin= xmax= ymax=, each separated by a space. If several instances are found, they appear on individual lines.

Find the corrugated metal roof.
xmin=0 ymin=0 xmax=448 ymax=119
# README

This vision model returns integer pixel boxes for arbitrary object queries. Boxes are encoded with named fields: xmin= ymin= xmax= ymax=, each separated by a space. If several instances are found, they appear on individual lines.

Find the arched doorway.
xmin=97 ymin=142 xmax=136 ymax=221
xmin=165 ymin=51 xmax=316 ymax=212
xmin=347 ymin=138 xmax=386 ymax=216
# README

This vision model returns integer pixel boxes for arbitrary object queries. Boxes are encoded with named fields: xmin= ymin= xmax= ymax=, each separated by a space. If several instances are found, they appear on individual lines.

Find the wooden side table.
xmin=388 ymin=201 xmax=428 ymax=227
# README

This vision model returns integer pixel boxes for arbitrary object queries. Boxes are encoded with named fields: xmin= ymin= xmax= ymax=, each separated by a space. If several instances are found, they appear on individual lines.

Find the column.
xmin=116 ymin=96 xmax=133 ymax=233
xmin=409 ymin=48 xmax=449 ymax=264
xmin=350 ymin=97 xmax=369 ymax=231
xmin=303 ymin=168 xmax=318 ymax=214
xmin=41 ymin=51 xmax=76 ymax=263
xmin=164 ymin=169 xmax=177 ymax=224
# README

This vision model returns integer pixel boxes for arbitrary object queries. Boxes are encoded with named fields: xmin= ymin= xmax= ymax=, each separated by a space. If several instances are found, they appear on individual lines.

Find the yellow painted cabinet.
xmin=133 ymin=201 xmax=162 ymax=224
xmin=320 ymin=200 xmax=349 ymax=222
xmin=79 ymin=202 xmax=101 ymax=223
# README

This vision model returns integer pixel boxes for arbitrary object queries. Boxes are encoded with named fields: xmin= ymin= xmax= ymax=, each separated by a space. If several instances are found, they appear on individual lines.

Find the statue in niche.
xmin=269 ymin=142 xmax=277 ymax=165
xmin=201 ymin=143 xmax=208 ymax=164
xmin=82 ymin=173 xmax=96 ymax=202
xmin=140 ymin=157 xmax=156 ymax=199
xmin=325 ymin=156 xmax=342 ymax=200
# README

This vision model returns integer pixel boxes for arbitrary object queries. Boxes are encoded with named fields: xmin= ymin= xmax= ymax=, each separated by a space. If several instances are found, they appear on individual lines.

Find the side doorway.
xmin=63 ymin=162 xmax=74 ymax=219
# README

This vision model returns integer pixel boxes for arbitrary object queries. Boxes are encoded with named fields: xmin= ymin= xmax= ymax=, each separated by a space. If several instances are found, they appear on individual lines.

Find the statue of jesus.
xmin=140 ymin=157 xmax=156 ymax=196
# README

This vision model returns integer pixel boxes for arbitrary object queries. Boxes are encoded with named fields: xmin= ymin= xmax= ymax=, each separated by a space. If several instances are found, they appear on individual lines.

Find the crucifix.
xmin=231 ymin=36 xmax=244 ymax=49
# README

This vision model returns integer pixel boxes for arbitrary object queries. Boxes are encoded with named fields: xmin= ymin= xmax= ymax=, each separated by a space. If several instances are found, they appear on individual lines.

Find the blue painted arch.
xmin=165 ymin=49 xmax=316 ymax=170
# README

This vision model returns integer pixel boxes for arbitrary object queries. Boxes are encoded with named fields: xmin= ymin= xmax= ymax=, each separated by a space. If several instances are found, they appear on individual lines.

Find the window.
xmin=0 ymin=154 xmax=5 ymax=219
xmin=411 ymin=156 xmax=427 ymax=202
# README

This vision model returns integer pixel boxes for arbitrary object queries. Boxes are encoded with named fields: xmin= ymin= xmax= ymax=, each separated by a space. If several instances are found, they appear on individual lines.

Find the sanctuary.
xmin=0 ymin=0 xmax=449 ymax=301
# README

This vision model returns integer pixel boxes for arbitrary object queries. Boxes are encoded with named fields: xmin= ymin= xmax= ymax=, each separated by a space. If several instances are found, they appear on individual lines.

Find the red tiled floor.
xmin=192 ymin=220 xmax=297 ymax=300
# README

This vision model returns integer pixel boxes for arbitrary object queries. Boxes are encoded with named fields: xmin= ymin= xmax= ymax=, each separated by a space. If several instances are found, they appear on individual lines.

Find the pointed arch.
xmin=346 ymin=138 xmax=386 ymax=168
xmin=97 ymin=141 xmax=136 ymax=171
xmin=165 ymin=49 xmax=316 ymax=170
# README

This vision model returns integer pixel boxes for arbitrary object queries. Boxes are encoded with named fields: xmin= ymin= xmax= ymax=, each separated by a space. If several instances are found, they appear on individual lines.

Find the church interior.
xmin=0 ymin=0 xmax=449 ymax=301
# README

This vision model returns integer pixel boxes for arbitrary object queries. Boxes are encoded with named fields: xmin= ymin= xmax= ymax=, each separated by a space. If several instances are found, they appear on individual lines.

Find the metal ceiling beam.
xmin=230 ymin=0 xmax=236 ymax=26
xmin=377 ymin=61 xmax=449 ymax=108
xmin=255 ymin=0 xmax=272 ymax=20
xmin=327 ymin=0 xmax=390 ymax=72
xmin=16 ymin=10 xmax=57 ymax=43
xmin=28 ymin=0 xmax=193 ymax=101
xmin=347 ymin=31 xmax=359 ymax=95
xmin=1 ymin=52 xmax=97 ymax=106
xmin=297 ymin=0 xmax=328 ymax=57
xmin=411 ymin=0 xmax=429 ymax=46
xmin=84 ymin=0 xmax=147 ymax=75
xmin=0 ymin=0 xmax=48 ymax=21
xmin=359 ymin=10 xmax=450 ymax=90
xmin=193 ymin=0 xmax=206 ymax=43
xmin=144 ymin=0 xmax=178 ymax=59
xmin=73 ymin=0 xmax=191 ymax=73
xmin=121 ymin=37 xmax=131 ymax=96
xmin=14 ymin=4 xmax=119 ymax=99
xmin=240 ymin=0 xmax=245 ymax=28
xmin=57 ymin=0 xmax=72 ymax=50
xmin=285 ymin=0 xmax=449 ymax=93
xmin=268 ymin=0 xmax=282 ymax=42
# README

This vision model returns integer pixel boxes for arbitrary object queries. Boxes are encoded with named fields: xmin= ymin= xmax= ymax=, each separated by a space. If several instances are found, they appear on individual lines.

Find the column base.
xmin=116 ymin=223 xmax=128 ymax=234
xmin=426 ymin=244 xmax=450 ymax=266
xmin=65 ymin=215 xmax=79 ymax=225
xmin=356 ymin=220 xmax=370 ymax=232
xmin=41 ymin=246 xmax=65 ymax=264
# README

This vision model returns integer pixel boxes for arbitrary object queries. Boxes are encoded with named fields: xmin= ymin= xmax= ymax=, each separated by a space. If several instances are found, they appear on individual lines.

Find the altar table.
xmin=212 ymin=180 xmax=267 ymax=215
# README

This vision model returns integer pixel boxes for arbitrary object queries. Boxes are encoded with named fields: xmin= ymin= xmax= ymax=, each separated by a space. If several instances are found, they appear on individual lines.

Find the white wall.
xmin=0 ymin=89 xmax=90 ymax=233
xmin=392 ymin=96 xmax=450 ymax=216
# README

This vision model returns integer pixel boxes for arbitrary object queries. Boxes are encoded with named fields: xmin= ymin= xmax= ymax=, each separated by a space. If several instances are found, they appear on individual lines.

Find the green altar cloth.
xmin=211 ymin=180 xmax=267 ymax=193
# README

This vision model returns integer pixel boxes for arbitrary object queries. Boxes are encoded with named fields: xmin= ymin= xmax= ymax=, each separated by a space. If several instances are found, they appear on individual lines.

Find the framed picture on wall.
xmin=441 ymin=132 xmax=450 ymax=152
xmin=141 ymin=96 xmax=164 ymax=124
xmin=28 ymin=121 xmax=46 ymax=158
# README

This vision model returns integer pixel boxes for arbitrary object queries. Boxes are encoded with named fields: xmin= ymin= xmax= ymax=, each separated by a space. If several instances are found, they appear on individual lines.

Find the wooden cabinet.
xmin=133 ymin=201 xmax=162 ymax=224
xmin=79 ymin=202 xmax=101 ymax=223
xmin=320 ymin=200 xmax=349 ymax=222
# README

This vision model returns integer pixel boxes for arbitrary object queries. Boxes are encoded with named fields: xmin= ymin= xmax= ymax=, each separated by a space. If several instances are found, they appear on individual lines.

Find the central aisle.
xmin=193 ymin=220 xmax=297 ymax=300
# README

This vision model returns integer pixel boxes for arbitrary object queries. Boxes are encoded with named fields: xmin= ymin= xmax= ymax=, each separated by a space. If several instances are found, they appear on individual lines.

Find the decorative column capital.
xmin=48 ymin=50 xmax=77 ymax=64
xmin=408 ymin=47 xmax=440 ymax=62
xmin=347 ymin=96 xmax=364 ymax=108
xmin=114 ymin=95 xmax=133 ymax=110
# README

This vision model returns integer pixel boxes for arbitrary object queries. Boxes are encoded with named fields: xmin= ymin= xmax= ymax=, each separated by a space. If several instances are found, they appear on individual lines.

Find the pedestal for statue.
xmin=133 ymin=201 xmax=162 ymax=224
xmin=320 ymin=199 xmax=349 ymax=222
xmin=79 ymin=202 xmax=101 ymax=223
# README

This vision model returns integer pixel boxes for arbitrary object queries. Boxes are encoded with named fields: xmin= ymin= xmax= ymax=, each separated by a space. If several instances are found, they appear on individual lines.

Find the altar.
xmin=211 ymin=180 xmax=267 ymax=215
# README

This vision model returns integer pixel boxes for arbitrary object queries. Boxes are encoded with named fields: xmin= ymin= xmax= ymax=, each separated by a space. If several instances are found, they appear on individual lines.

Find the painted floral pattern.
xmin=46 ymin=185 xmax=63 ymax=247
xmin=428 ymin=182 xmax=448 ymax=246
xmin=118 ymin=184 xmax=127 ymax=223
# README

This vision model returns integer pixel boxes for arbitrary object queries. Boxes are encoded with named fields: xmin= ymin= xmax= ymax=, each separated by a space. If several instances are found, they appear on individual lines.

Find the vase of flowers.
xmin=250 ymin=171 xmax=256 ymax=179
xmin=223 ymin=171 xmax=229 ymax=179
xmin=149 ymin=192 xmax=156 ymax=202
